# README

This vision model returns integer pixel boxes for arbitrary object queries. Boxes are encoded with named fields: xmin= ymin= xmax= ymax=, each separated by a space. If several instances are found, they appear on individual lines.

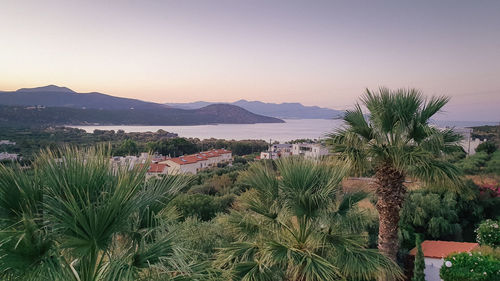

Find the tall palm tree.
xmin=327 ymin=88 xmax=462 ymax=263
xmin=216 ymin=157 xmax=403 ymax=281
xmin=0 ymin=146 xmax=196 ymax=281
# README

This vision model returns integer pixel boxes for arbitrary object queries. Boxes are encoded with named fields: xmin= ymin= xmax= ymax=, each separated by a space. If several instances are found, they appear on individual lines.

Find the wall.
xmin=424 ymin=257 xmax=443 ymax=281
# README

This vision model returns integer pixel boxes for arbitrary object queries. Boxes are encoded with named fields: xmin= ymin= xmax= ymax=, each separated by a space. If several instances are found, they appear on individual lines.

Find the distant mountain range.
xmin=165 ymin=100 xmax=344 ymax=119
xmin=0 ymin=85 xmax=165 ymax=110
xmin=0 ymin=86 xmax=283 ymax=126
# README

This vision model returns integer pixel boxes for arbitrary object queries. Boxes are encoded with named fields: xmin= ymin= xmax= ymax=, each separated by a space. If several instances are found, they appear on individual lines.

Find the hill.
xmin=0 ymin=104 xmax=283 ymax=127
xmin=0 ymin=85 xmax=166 ymax=110
xmin=0 ymin=86 xmax=284 ymax=126
xmin=165 ymin=99 xmax=344 ymax=119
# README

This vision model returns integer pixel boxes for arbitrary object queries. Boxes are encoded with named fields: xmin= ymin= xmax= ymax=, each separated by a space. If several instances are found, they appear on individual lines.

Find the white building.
xmin=271 ymin=144 xmax=293 ymax=156
xmin=260 ymin=144 xmax=293 ymax=160
xmin=409 ymin=240 xmax=478 ymax=281
xmin=160 ymin=149 xmax=232 ymax=175
xmin=454 ymin=128 xmax=486 ymax=155
xmin=260 ymin=151 xmax=279 ymax=160
xmin=292 ymin=143 xmax=329 ymax=158
xmin=145 ymin=163 xmax=169 ymax=179
xmin=0 ymin=152 xmax=18 ymax=161
xmin=110 ymin=153 xmax=149 ymax=170
xmin=0 ymin=140 xmax=16 ymax=145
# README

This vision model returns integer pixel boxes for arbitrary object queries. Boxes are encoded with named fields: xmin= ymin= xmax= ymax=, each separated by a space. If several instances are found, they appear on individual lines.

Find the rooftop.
xmin=163 ymin=149 xmax=231 ymax=165
xmin=148 ymin=163 xmax=168 ymax=173
xmin=409 ymin=240 xmax=479 ymax=259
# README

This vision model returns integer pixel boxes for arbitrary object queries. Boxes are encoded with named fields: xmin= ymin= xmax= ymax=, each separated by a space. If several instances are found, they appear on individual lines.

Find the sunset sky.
xmin=1 ymin=0 xmax=499 ymax=121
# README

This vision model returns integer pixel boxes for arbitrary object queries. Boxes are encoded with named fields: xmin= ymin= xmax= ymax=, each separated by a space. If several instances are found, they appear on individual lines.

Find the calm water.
xmin=71 ymin=119 xmax=343 ymax=142
xmin=71 ymin=119 xmax=497 ymax=142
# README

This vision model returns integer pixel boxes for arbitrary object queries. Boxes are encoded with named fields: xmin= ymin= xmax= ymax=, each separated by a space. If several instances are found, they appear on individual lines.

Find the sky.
xmin=0 ymin=0 xmax=499 ymax=121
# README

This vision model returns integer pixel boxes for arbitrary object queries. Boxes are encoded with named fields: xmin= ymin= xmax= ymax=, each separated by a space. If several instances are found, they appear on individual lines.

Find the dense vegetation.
xmin=216 ymin=158 xmax=402 ymax=280
xmin=328 ymin=88 xmax=463 ymax=263
xmin=439 ymin=219 xmax=500 ymax=281
xmin=440 ymin=250 xmax=500 ymax=281
xmin=471 ymin=125 xmax=500 ymax=145
xmin=0 ymin=89 xmax=498 ymax=280
xmin=399 ymin=181 xmax=500 ymax=251
xmin=0 ymin=147 xmax=197 ymax=280
xmin=0 ymin=148 xmax=403 ymax=281
xmin=0 ymin=103 xmax=283 ymax=127
xmin=0 ymin=126 xmax=268 ymax=161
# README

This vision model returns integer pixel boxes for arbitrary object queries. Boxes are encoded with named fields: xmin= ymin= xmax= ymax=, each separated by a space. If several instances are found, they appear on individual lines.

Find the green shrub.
xmin=456 ymin=152 xmax=489 ymax=174
xmin=440 ymin=252 xmax=500 ymax=281
xmin=476 ymin=141 xmax=497 ymax=155
xmin=476 ymin=219 xmax=500 ymax=247
xmin=173 ymin=216 xmax=234 ymax=261
xmin=171 ymin=193 xmax=234 ymax=221
xmin=399 ymin=190 xmax=463 ymax=249
xmin=485 ymin=151 xmax=500 ymax=175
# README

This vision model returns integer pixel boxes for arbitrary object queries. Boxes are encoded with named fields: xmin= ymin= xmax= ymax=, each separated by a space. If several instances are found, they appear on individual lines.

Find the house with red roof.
xmin=159 ymin=149 xmax=232 ymax=175
xmin=147 ymin=163 xmax=168 ymax=174
xmin=409 ymin=240 xmax=479 ymax=281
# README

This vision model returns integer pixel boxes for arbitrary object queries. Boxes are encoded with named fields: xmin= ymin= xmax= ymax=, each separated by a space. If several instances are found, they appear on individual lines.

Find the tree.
xmin=327 ymin=88 xmax=462 ymax=263
xmin=0 ymin=146 xmax=196 ymax=281
xmin=476 ymin=141 xmax=497 ymax=155
xmin=412 ymin=235 xmax=425 ymax=281
xmin=216 ymin=158 xmax=403 ymax=281
xmin=115 ymin=139 xmax=139 ymax=155
xmin=148 ymin=138 xmax=198 ymax=157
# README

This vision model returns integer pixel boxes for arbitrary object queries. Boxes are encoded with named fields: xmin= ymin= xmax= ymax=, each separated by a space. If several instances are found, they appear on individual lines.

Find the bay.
xmin=71 ymin=119 xmax=343 ymax=142
xmin=70 ymin=119 xmax=497 ymax=143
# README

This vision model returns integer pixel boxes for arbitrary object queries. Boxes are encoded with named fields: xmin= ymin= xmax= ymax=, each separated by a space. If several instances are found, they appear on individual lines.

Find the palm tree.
xmin=327 ymin=88 xmax=462 ymax=263
xmin=216 ymin=157 xmax=403 ymax=281
xmin=0 ymin=146 xmax=196 ymax=281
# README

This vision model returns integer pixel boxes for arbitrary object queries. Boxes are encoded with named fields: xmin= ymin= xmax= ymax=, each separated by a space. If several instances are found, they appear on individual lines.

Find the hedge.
xmin=476 ymin=219 xmax=500 ymax=247
xmin=440 ymin=252 xmax=500 ymax=281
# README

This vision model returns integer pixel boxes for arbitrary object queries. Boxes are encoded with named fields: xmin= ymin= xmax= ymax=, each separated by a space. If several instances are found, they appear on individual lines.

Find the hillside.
xmin=0 ymin=85 xmax=166 ymax=110
xmin=0 ymin=86 xmax=284 ymax=126
xmin=0 ymin=104 xmax=283 ymax=127
xmin=165 ymin=99 xmax=344 ymax=119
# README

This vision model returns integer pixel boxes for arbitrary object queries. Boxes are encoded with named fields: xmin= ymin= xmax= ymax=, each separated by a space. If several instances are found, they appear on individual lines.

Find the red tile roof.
xmin=409 ymin=240 xmax=479 ymax=259
xmin=163 ymin=149 xmax=232 ymax=165
xmin=167 ymin=156 xmax=201 ymax=165
xmin=148 ymin=163 xmax=168 ymax=173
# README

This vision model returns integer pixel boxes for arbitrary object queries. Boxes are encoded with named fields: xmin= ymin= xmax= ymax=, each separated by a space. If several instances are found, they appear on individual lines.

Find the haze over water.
xmin=72 ymin=119 xmax=497 ymax=143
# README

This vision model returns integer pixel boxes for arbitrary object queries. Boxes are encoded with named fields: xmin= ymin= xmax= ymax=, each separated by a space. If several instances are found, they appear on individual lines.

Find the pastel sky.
xmin=1 ymin=0 xmax=499 ymax=121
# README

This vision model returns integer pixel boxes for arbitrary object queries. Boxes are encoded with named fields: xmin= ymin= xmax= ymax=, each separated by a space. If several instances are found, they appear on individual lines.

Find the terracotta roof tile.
xmin=409 ymin=240 xmax=479 ymax=259
xmin=148 ymin=163 xmax=168 ymax=173
xmin=160 ymin=149 xmax=232 ymax=165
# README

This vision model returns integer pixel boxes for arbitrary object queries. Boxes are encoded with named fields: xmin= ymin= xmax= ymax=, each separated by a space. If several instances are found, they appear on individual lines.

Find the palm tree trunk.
xmin=375 ymin=163 xmax=406 ymax=262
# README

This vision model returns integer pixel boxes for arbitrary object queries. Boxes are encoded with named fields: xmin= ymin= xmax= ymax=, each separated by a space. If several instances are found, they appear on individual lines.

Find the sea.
xmin=71 ymin=119 xmax=498 ymax=143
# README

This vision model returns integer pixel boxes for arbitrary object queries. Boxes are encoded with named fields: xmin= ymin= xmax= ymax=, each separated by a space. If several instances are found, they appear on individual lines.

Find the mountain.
xmin=15 ymin=85 xmax=76 ymax=93
xmin=0 ymin=104 xmax=283 ymax=127
xmin=0 ymin=85 xmax=165 ymax=110
xmin=0 ymin=86 xmax=284 ymax=126
xmin=165 ymin=99 xmax=344 ymax=119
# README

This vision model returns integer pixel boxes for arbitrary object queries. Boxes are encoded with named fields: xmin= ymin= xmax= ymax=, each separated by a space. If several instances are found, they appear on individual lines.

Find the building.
xmin=0 ymin=140 xmax=16 ymax=145
xmin=409 ymin=240 xmax=479 ymax=281
xmin=110 ymin=153 xmax=149 ymax=170
xmin=454 ymin=128 xmax=485 ymax=155
xmin=271 ymin=144 xmax=293 ymax=156
xmin=0 ymin=152 xmax=18 ymax=161
xmin=146 ymin=163 xmax=169 ymax=178
xmin=260 ymin=143 xmax=293 ymax=160
xmin=260 ymin=143 xmax=329 ymax=159
xmin=159 ymin=149 xmax=232 ymax=175
xmin=260 ymin=151 xmax=279 ymax=160
xmin=292 ymin=143 xmax=329 ymax=158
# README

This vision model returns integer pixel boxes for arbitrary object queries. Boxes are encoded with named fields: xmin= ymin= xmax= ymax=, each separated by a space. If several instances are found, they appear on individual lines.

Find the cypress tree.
xmin=412 ymin=235 xmax=426 ymax=281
